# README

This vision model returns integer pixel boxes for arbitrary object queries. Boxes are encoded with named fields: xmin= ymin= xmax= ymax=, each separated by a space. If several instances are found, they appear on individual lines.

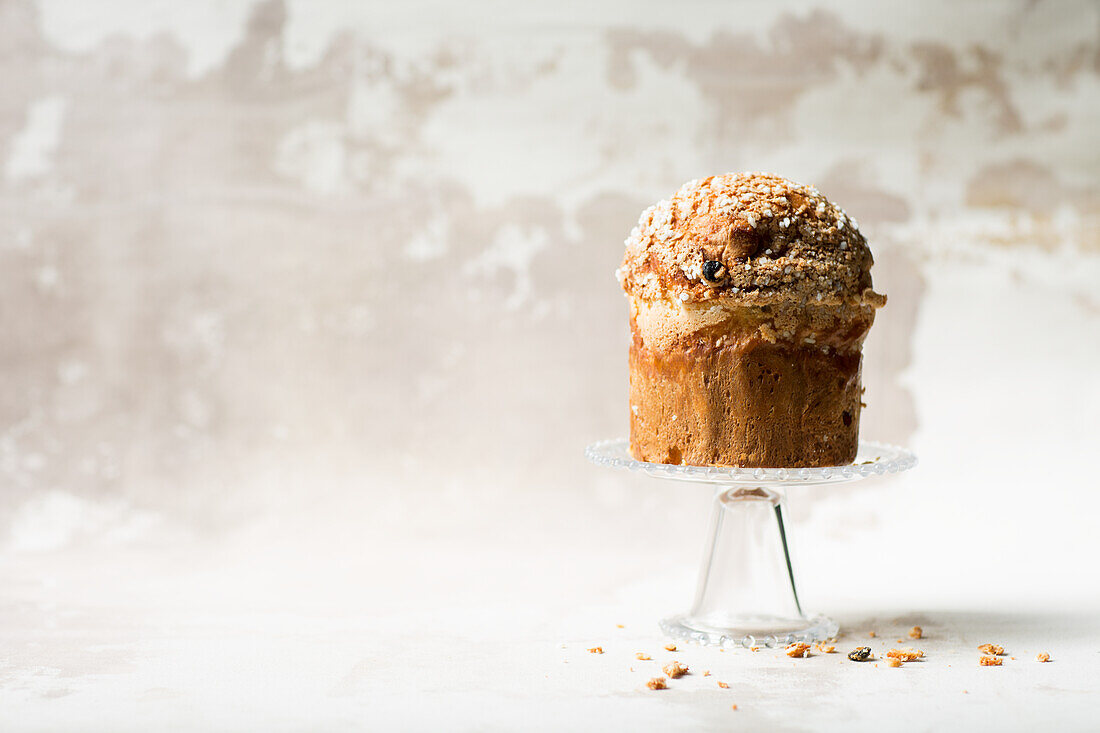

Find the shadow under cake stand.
xmin=585 ymin=439 xmax=917 ymax=648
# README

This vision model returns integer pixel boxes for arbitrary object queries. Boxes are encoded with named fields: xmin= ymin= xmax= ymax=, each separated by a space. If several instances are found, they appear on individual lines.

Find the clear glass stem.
xmin=660 ymin=485 xmax=838 ymax=648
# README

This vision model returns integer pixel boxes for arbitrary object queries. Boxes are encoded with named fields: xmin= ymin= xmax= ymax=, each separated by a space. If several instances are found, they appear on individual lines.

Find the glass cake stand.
xmin=584 ymin=439 xmax=917 ymax=648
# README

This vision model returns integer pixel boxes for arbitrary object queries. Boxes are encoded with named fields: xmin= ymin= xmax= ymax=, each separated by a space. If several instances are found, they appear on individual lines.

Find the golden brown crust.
xmin=628 ymin=331 xmax=864 ymax=467
xmin=617 ymin=172 xmax=884 ymax=309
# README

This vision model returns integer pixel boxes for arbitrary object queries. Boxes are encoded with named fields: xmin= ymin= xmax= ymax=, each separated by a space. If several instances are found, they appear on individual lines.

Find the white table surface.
xmin=2 ymin=463 xmax=1097 ymax=732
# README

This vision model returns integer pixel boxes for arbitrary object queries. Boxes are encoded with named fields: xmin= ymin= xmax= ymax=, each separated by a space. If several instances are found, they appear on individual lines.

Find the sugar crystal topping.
xmin=617 ymin=172 xmax=882 ymax=307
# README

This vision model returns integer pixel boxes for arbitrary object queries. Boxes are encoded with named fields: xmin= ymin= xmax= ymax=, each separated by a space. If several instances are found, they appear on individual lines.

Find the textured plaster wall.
xmin=1 ymin=0 xmax=1098 ymax=609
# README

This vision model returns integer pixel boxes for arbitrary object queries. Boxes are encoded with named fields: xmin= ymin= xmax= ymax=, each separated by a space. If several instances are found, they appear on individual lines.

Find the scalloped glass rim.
xmin=584 ymin=439 xmax=916 ymax=486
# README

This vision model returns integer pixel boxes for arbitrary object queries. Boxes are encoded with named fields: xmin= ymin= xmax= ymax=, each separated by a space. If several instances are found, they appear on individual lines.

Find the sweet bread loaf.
xmin=617 ymin=173 xmax=885 ymax=467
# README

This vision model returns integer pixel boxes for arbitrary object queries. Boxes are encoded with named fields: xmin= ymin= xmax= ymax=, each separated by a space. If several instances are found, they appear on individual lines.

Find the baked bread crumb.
xmin=664 ymin=644 xmax=677 ymax=652
xmin=980 ymin=656 xmax=1003 ymax=666
xmin=978 ymin=644 xmax=1005 ymax=656
xmin=887 ymin=658 xmax=903 ymax=668
xmin=587 ymin=647 xmax=603 ymax=654
xmin=886 ymin=648 xmax=924 ymax=662
xmin=647 ymin=677 xmax=668 ymax=690
xmin=1037 ymin=653 xmax=1050 ymax=662
xmin=635 ymin=653 xmax=651 ymax=660
xmin=662 ymin=661 xmax=689 ymax=679
xmin=908 ymin=626 xmax=923 ymax=639
xmin=786 ymin=643 xmax=811 ymax=658
xmin=717 ymin=681 xmax=729 ymax=689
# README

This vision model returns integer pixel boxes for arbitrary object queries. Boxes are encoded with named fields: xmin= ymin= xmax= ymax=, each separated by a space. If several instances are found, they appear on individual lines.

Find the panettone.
xmin=617 ymin=172 xmax=885 ymax=467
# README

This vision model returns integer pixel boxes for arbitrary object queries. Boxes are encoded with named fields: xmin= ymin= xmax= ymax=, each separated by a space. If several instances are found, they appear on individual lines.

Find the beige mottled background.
xmin=1 ymin=0 xmax=1099 ymax=729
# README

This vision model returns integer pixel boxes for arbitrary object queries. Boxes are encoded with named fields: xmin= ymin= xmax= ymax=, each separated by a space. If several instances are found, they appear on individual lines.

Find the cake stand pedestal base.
xmin=584 ymin=440 xmax=916 ymax=648
xmin=660 ymin=485 xmax=837 ymax=648
xmin=659 ymin=614 xmax=839 ymax=649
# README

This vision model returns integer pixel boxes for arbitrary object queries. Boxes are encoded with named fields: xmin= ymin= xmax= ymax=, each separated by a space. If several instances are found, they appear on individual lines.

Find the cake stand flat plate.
xmin=584 ymin=439 xmax=916 ymax=486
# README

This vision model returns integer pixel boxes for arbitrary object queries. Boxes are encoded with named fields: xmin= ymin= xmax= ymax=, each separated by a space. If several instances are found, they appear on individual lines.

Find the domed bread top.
xmin=616 ymin=172 xmax=886 ymax=309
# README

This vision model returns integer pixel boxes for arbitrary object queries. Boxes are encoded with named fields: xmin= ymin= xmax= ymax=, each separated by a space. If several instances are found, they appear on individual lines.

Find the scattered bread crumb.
xmin=868 ymin=631 xmax=876 ymax=638
xmin=635 ymin=653 xmax=651 ymax=661
xmin=646 ymin=677 xmax=668 ymax=690
xmin=662 ymin=661 xmax=689 ymax=679
xmin=886 ymin=648 xmax=924 ymax=662
xmin=664 ymin=644 xmax=677 ymax=652
xmin=887 ymin=658 xmax=903 ymax=668
xmin=731 ymin=704 xmax=738 ymax=711
xmin=980 ymin=656 xmax=1003 ymax=666
xmin=1037 ymin=653 xmax=1050 ymax=662
xmin=909 ymin=626 xmax=923 ymax=639
xmin=587 ymin=647 xmax=603 ymax=654
xmin=978 ymin=644 xmax=1005 ymax=656
xmin=703 ymin=670 xmax=711 ymax=677
xmin=717 ymin=681 xmax=729 ymax=689
xmin=749 ymin=646 xmax=760 ymax=652
xmin=786 ymin=643 xmax=811 ymax=658
xmin=616 ymin=624 xmax=624 ymax=629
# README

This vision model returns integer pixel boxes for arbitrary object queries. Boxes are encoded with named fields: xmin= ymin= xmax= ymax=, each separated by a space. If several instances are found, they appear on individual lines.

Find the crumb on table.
xmin=717 ymin=681 xmax=729 ymax=688
xmin=909 ymin=626 xmax=923 ymax=639
xmin=980 ymin=656 xmax=1003 ymax=667
xmin=868 ymin=631 xmax=877 ymax=638
xmin=1037 ymin=653 xmax=1050 ymax=662
xmin=703 ymin=670 xmax=711 ymax=676
xmin=646 ymin=677 xmax=668 ymax=690
xmin=635 ymin=653 xmax=651 ymax=661
xmin=664 ymin=643 xmax=677 ymax=652
xmin=731 ymin=704 xmax=738 ymax=711
xmin=815 ymin=642 xmax=836 ymax=653
xmin=977 ymin=644 xmax=1005 ymax=655
xmin=587 ymin=647 xmax=603 ymax=654
xmin=887 ymin=658 xmax=903 ymax=667
xmin=662 ymin=661 xmax=689 ymax=679
xmin=786 ymin=642 xmax=811 ymax=658
xmin=886 ymin=648 xmax=924 ymax=662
